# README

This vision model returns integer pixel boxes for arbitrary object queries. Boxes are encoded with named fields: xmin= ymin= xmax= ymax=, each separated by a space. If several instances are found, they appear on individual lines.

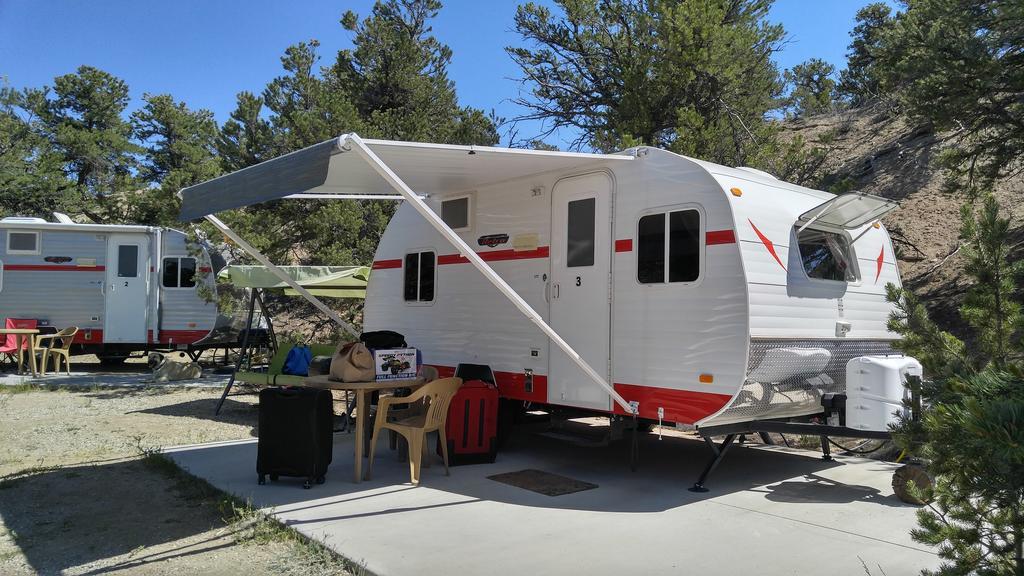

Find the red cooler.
xmin=439 ymin=379 xmax=499 ymax=465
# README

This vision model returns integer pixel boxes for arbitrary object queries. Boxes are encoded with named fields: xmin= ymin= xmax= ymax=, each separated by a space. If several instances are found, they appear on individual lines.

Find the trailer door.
xmin=104 ymin=234 xmax=149 ymax=343
xmin=549 ymin=172 xmax=612 ymax=411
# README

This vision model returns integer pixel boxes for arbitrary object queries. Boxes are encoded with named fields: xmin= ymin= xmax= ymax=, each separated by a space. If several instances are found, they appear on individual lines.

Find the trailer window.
xmin=162 ymin=257 xmax=197 ymax=288
xmin=441 ymin=196 xmax=471 ymax=231
xmin=6 ymin=231 xmax=39 ymax=255
xmin=117 ymin=245 xmax=139 ymax=277
xmin=404 ymin=251 xmax=435 ymax=302
xmin=567 ymin=198 xmax=595 ymax=267
xmin=638 ymin=209 xmax=701 ymax=284
xmin=797 ymin=228 xmax=857 ymax=282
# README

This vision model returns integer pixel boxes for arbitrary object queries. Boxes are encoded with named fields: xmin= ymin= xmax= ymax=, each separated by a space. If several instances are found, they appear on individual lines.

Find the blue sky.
xmin=0 ymin=1 xmax=892 ymax=147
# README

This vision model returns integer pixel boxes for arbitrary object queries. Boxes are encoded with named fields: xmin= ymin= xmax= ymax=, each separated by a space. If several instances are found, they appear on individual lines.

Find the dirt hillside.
xmin=781 ymin=104 xmax=1024 ymax=336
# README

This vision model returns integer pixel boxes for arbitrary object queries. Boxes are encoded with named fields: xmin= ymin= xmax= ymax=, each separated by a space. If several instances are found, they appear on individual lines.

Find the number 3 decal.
xmin=575 ymin=276 xmax=581 ymax=287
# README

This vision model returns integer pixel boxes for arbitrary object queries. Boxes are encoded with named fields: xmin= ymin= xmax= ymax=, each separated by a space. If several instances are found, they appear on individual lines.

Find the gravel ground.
xmin=0 ymin=384 xmax=357 ymax=576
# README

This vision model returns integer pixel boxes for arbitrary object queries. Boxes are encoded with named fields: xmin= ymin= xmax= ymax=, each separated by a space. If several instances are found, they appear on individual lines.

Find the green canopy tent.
xmin=214 ymin=264 xmax=369 ymax=414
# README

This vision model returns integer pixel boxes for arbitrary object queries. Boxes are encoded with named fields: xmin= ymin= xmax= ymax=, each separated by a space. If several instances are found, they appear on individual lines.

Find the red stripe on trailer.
xmin=748 ymin=219 xmax=787 ymax=272
xmin=4 ymin=264 xmax=105 ymax=272
xmin=705 ymin=229 xmax=736 ymax=245
xmin=614 ymin=239 xmax=633 ymax=252
xmin=72 ymin=330 xmax=102 ymax=344
xmin=612 ymin=383 xmax=733 ymax=424
xmin=157 ymin=330 xmax=210 ymax=344
xmin=437 ymin=247 xmax=550 ymax=266
xmin=875 ymin=246 xmax=885 ymax=284
xmin=426 ymin=364 xmax=548 ymax=403
xmin=372 ymin=259 xmax=403 ymax=269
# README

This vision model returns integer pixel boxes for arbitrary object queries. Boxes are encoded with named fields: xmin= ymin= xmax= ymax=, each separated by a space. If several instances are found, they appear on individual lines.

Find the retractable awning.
xmin=179 ymin=134 xmax=637 ymax=415
xmin=180 ymin=137 xmax=630 ymax=220
xmin=797 ymin=191 xmax=898 ymax=231
xmin=218 ymin=265 xmax=369 ymax=299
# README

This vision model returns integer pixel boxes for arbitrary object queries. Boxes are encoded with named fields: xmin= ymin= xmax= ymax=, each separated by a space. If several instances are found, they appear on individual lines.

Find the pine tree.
xmin=506 ymin=0 xmax=784 ymax=162
xmin=838 ymin=2 xmax=896 ymax=105
xmin=889 ymin=196 xmax=1024 ymax=574
xmin=784 ymin=59 xmax=837 ymax=117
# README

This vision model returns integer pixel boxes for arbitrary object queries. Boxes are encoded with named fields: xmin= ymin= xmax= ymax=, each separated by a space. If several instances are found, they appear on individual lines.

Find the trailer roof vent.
xmin=736 ymin=166 xmax=777 ymax=179
xmin=1 ymin=216 xmax=47 ymax=224
xmin=53 ymin=212 xmax=74 ymax=224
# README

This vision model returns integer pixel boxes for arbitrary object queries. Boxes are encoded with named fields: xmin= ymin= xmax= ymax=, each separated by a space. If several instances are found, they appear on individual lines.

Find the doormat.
xmin=487 ymin=469 xmax=597 ymax=496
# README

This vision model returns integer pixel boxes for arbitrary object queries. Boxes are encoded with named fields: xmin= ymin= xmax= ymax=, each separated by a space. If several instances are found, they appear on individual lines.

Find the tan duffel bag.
xmin=329 ymin=341 xmax=375 ymax=382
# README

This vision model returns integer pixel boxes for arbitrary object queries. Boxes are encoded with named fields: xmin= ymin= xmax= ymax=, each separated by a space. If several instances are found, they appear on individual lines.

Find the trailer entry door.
xmin=549 ymin=172 xmax=612 ymax=411
xmin=104 ymin=234 xmax=149 ymax=343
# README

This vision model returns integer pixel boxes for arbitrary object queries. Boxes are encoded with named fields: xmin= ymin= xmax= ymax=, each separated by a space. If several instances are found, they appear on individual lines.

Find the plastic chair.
xmin=35 ymin=327 xmax=78 ymax=376
xmin=1 ymin=318 xmax=37 ymax=369
xmin=367 ymin=377 xmax=463 ymax=484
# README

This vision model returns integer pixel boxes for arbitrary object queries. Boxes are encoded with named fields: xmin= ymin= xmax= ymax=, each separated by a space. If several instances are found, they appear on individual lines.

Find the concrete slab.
xmin=166 ymin=423 xmax=938 ymax=576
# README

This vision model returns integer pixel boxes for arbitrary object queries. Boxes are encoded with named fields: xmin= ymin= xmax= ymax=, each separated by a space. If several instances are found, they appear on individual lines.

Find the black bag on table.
xmin=257 ymin=387 xmax=333 ymax=489
xmin=359 ymin=330 xmax=406 ymax=350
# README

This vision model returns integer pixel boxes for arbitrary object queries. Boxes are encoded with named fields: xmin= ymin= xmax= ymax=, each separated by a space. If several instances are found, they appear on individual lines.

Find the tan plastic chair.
xmin=36 ymin=327 xmax=78 ymax=376
xmin=367 ymin=377 xmax=463 ymax=484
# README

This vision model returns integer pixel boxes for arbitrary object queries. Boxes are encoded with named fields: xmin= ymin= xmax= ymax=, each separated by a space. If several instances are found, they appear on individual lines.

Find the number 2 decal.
xmin=575 ymin=276 xmax=582 ymax=287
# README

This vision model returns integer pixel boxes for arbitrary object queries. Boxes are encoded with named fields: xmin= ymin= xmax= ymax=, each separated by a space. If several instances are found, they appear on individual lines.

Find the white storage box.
xmin=845 ymin=355 xmax=923 ymax=431
xmin=373 ymin=348 xmax=417 ymax=381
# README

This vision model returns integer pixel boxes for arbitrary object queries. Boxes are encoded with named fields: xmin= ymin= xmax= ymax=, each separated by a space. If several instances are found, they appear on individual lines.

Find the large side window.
xmin=7 ymin=231 xmax=39 ymax=255
xmin=637 ymin=209 xmax=701 ymax=284
xmin=796 ymin=228 xmax=857 ymax=282
xmin=162 ymin=257 xmax=197 ymax=288
xmin=403 ymin=251 xmax=436 ymax=302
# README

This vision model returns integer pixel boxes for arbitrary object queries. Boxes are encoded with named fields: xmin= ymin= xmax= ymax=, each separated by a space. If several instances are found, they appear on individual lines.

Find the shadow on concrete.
xmin=132 ymin=397 xmax=259 ymax=437
xmin=164 ymin=417 xmax=914 ymax=518
xmin=0 ymin=458 xmax=237 ymax=575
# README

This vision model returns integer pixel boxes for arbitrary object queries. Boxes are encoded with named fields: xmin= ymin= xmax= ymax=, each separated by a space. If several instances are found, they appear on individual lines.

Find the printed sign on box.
xmin=374 ymin=348 xmax=417 ymax=381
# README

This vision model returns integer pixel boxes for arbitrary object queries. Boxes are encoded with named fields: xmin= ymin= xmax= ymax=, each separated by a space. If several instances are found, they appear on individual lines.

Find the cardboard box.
xmin=374 ymin=348 xmax=417 ymax=381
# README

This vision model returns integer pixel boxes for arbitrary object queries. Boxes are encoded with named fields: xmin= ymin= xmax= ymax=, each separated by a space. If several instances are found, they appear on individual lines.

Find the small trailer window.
xmin=441 ymin=196 xmax=471 ymax=230
xmin=797 ymin=228 xmax=857 ymax=282
xmin=6 ymin=231 xmax=39 ymax=255
xmin=567 ymin=198 xmax=596 ymax=267
xmin=162 ymin=257 xmax=197 ymax=288
xmin=638 ymin=209 xmax=701 ymax=284
xmin=403 ymin=251 xmax=436 ymax=302
xmin=118 ymin=245 xmax=139 ymax=277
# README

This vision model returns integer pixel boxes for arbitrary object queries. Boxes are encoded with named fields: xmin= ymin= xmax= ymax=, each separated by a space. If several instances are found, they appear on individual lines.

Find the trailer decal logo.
xmin=477 ymin=233 xmax=510 ymax=248
xmin=748 ymin=219 xmax=786 ymax=272
xmin=875 ymin=246 xmax=885 ymax=284
xmin=44 ymin=256 xmax=72 ymax=264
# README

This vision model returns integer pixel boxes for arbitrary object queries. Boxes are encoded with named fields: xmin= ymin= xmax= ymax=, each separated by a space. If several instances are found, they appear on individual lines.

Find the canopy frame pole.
xmin=342 ymin=133 xmax=636 ymax=415
xmin=205 ymin=214 xmax=360 ymax=339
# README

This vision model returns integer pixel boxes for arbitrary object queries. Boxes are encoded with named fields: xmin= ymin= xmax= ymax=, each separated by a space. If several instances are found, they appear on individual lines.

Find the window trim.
xmin=161 ymin=256 xmax=198 ymax=290
xmin=634 ymin=204 xmax=705 ymax=288
xmin=403 ymin=249 xmax=437 ymax=306
xmin=440 ymin=193 xmax=474 ymax=232
xmin=6 ymin=231 xmax=40 ymax=255
xmin=793 ymin=224 xmax=861 ymax=285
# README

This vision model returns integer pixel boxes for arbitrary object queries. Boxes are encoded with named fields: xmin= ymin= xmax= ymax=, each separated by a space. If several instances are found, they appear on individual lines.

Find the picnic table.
xmin=0 ymin=328 xmax=40 ymax=376
xmin=302 ymin=376 xmax=426 ymax=482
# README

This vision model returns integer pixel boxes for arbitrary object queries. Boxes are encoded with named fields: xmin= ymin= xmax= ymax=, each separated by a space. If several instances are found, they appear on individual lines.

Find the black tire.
xmin=303 ymin=479 xmax=312 ymax=489
xmin=316 ymin=475 xmax=326 ymax=485
xmin=98 ymin=355 xmax=129 ymax=366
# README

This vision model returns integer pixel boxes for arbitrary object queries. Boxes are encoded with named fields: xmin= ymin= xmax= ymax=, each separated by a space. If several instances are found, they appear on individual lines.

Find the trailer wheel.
xmin=97 ymin=355 xmax=129 ymax=366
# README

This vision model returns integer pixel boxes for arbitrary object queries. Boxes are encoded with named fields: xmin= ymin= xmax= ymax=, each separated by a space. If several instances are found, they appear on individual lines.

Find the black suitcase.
xmin=257 ymin=387 xmax=333 ymax=489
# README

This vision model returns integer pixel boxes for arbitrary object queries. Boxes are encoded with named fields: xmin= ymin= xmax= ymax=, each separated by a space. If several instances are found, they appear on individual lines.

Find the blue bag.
xmin=282 ymin=345 xmax=313 ymax=376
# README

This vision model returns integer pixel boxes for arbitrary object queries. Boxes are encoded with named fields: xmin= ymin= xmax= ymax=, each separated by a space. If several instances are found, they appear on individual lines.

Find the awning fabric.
xmin=798 ymin=192 xmax=899 ymax=230
xmin=179 ymin=137 xmax=631 ymax=221
xmin=218 ymin=265 xmax=369 ymax=299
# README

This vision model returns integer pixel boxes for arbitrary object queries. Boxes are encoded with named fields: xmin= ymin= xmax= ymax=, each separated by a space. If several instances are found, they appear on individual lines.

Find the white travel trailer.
xmin=362 ymin=146 xmax=905 ymax=430
xmin=0 ymin=215 xmax=218 ymax=359
xmin=179 ymin=135 xmax=918 ymax=487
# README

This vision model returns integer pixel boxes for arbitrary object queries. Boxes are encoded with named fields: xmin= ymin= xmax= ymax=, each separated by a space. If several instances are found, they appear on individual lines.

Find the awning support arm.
xmin=343 ymin=134 xmax=636 ymax=415
xmin=849 ymin=222 xmax=879 ymax=244
xmin=205 ymin=214 xmax=360 ymax=339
